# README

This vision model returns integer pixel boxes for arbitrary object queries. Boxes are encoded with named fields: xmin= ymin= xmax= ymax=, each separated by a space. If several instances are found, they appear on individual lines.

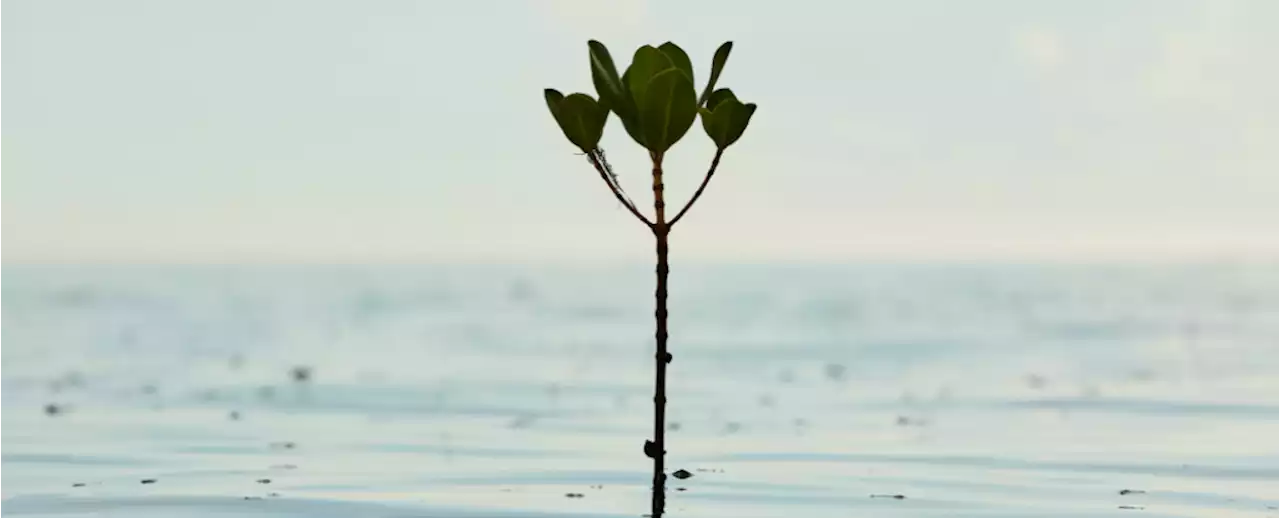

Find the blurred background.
xmin=3 ymin=1 xmax=1276 ymax=517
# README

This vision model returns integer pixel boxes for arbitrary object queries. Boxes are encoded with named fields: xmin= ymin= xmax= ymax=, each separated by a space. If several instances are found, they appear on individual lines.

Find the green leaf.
xmin=697 ymin=41 xmax=733 ymax=107
xmin=639 ymin=68 xmax=698 ymax=153
xmin=704 ymin=88 xmax=738 ymax=111
xmin=658 ymin=42 xmax=694 ymax=85
xmin=625 ymin=45 xmax=673 ymax=110
xmin=587 ymin=40 xmax=634 ymax=123
xmin=618 ymin=68 xmax=648 ymax=147
xmin=544 ymin=88 xmax=565 ymax=116
xmin=699 ymin=98 xmax=757 ymax=149
xmin=545 ymin=90 xmax=608 ymax=152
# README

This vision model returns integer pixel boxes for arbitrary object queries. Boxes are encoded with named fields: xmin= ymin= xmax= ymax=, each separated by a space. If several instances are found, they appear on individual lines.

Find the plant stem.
xmin=650 ymin=154 xmax=669 ymax=517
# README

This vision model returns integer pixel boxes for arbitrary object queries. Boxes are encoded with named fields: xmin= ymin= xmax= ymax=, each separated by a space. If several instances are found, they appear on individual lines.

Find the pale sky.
xmin=3 ymin=0 xmax=1276 ymax=263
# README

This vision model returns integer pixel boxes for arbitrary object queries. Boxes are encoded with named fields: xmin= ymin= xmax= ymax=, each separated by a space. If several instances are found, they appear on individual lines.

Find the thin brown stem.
xmin=649 ymin=152 xmax=670 ymax=517
xmin=667 ymin=148 xmax=724 ymax=228
xmin=587 ymin=151 xmax=654 ymax=228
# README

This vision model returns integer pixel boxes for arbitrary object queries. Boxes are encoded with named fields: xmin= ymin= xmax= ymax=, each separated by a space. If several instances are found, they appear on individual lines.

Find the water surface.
xmin=3 ymin=263 xmax=1277 ymax=517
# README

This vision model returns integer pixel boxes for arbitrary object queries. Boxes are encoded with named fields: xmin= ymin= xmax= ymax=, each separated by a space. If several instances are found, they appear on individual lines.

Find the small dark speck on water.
xmin=508 ymin=415 xmax=536 ymax=429
xmin=140 ymin=479 xmax=157 ymax=484
xmin=667 ymin=421 xmax=681 ymax=431
xmin=1118 ymin=505 xmax=1145 ymax=510
xmin=824 ymin=363 xmax=846 ymax=381
xmin=229 ymin=410 xmax=242 ymax=420
xmin=269 ymin=441 xmax=296 ymax=450
xmin=870 ymin=494 xmax=905 ymax=499
xmin=290 ymin=366 xmax=312 ymax=383
xmin=256 ymin=478 xmax=271 ymax=484
xmin=243 ymin=496 xmax=262 ymax=501
xmin=268 ymin=492 xmax=280 ymax=498
xmin=1025 ymin=374 xmax=1048 ymax=389
xmin=589 ymin=485 xmax=603 ymax=489
xmin=675 ymin=487 xmax=687 ymax=491
xmin=564 ymin=492 xmax=584 ymax=498
xmin=1119 ymin=489 xmax=1146 ymax=495
xmin=44 ymin=404 xmax=63 ymax=416
xmin=71 ymin=483 xmax=86 ymax=487
xmin=672 ymin=469 xmax=693 ymax=480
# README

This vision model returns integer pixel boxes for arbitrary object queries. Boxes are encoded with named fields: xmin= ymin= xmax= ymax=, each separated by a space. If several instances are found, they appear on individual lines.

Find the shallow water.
xmin=3 ymin=263 xmax=1277 ymax=517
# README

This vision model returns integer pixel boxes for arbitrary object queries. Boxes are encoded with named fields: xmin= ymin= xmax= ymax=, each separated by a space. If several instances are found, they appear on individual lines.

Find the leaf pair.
xmin=699 ymin=88 xmax=756 ymax=150
xmin=543 ymin=89 xmax=607 ymax=153
xmin=602 ymin=42 xmax=697 ymax=154
xmin=545 ymin=40 xmax=757 ymax=155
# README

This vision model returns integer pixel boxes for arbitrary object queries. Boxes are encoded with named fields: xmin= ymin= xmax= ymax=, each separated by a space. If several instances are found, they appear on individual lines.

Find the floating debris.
xmin=289 ymin=366 xmax=312 ymax=383
xmin=564 ymin=492 xmax=584 ymax=498
xmin=140 ymin=479 xmax=157 ymax=484
xmin=71 ymin=483 xmax=86 ymax=487
xmin=1118 ymin=505 xmax=1144 ymax=510
xmin=675 ymin=487 xmax=687 ymax=491
xmin=243 ymin=496 xmax=262 ymax=501
xmin=256 ymin=478 xmax=271 ymax=484
xmin=268 ymin=441 xmax=296 ymax=450
xmin=870 ymin=494 xmax=905 ymax=499
xmin=672 ymin=469 xmax=693 ymax=480
xmin=1119 ymin=489 xmax=1146 ymax=495
xmin=44 ymin=404 xmax=63 ymax=416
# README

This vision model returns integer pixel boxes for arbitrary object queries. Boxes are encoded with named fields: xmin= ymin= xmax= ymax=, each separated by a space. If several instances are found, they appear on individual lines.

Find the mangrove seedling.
xmin=542 ymin=40 xmax=757 ymax=516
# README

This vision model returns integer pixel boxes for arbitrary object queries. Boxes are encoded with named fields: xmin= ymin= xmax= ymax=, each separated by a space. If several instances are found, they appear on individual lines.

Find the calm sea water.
xmin=3 ymin=263 xmax=1277 ymax=517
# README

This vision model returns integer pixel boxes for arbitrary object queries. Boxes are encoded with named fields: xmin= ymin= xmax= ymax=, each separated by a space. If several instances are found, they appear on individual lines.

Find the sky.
xmin=3 ymin=0 xmax=1276 ymax=263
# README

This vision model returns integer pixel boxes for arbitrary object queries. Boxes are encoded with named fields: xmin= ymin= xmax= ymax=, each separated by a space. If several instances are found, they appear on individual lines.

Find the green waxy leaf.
xmin=704 ymin=88 xmax=738 ymax=111
xmin=544 ymin=89 xmax=608 ymax=153
xmin=639 ymin=68 xmax=698 ymax=153
xmin=658 ymin=42 xmax=694 ymax=84
xmin=587 ymin=40 xmax=635 ymax=123
xmin=625 ymin=45 xmax=673 ymax=110
xmin=698 ymin=41 xmax=733 ymax=107
xmin=544 ymin=88 xmax=565 ymax=114
xmin=699 ymin=97 xmax=756 ymax=149
xmin=617 ymin=67 xmax=648 ymax=148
